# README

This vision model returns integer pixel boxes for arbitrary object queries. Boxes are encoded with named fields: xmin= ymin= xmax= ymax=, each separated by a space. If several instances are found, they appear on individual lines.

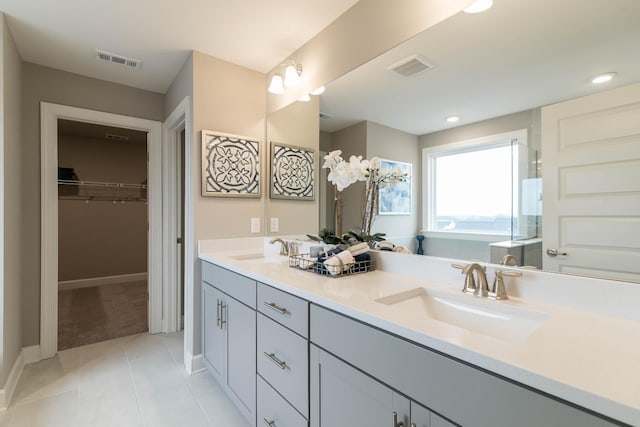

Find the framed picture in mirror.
xmin=201 ymin=130 xmax=261 ymax=197
xmin=270 ymin=141 xmax=315 ymax=200
xmin=378 ymin=159 xmax=412 ymax=215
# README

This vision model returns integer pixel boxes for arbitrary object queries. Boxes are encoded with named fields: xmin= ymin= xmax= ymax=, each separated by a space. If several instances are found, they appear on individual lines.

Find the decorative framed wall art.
xmin=201 ymin=130 xmax=261 ymax=197
xmin=378 ymin=159 xmax=412 ymax=215
xmin=270 ymin=141 xmax=315 ymax=200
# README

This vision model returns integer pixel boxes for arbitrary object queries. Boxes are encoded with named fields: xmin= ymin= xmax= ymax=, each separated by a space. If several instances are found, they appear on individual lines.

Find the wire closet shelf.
xmin=57 ymin=179 xmax=147 ymax=203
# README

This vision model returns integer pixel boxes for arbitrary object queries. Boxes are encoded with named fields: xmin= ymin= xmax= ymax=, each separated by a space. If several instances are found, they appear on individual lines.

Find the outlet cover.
xmin=270 ymin=217 xmax=279 ymax=232
xmin=251 ymin=218 xmax=260 ymax=233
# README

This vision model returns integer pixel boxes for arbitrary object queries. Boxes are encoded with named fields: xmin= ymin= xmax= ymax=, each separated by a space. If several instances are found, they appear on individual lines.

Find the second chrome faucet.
xmin=455 ymin=262 xmax=522 ymax=300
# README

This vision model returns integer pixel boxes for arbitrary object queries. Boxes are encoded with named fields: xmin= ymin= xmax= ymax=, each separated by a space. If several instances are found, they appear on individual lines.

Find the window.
xmin=422 ymin=129 xmax=537 ymax=239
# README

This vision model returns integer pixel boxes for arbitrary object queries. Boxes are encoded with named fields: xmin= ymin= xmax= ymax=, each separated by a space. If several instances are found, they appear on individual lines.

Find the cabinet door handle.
xmin=263 ymin=419 xmax=276 ymax=427
xmin=216 ymin=299 xmax=221 ymax=327
xmin=392 ymin=412 xmax=404 ymax=427
xmin=220 ymin=302 xmax=227 ymax=329
xmin=263 ymin=352 xmax=288 ymax=370
xmin=263 ymin=301 xmax=288 ymax=315
xmin=411 ymin=424 xmax=416 ymax=427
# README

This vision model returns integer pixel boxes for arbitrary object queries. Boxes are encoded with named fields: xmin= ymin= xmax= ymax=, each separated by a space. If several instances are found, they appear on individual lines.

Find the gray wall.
xmin=328 ymin=121 xmax=367 ymax=233
xmin=1 ymin=13 xmax=23 ymax=387
xmin=366 ymin=121 xmax=420 ymax=248
xmin=21 ymin=63 xmax=165 ymax=346
xmin=58 ymin=135 xmax=147 ymax=281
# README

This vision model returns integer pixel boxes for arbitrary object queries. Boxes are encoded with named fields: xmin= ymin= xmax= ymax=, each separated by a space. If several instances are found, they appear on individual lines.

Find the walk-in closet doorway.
xmin=57 ymin=120 xmax=150 ymax=350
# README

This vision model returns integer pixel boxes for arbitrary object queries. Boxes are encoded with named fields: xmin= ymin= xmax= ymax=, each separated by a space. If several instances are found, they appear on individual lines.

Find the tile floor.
xmin=0 ymin=332 xmax=249 ymax=427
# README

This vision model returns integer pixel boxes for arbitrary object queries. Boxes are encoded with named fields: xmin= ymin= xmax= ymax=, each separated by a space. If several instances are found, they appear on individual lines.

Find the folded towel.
xmin=323 ymin=250 xmax=355 ymax=276
xmin=347 ymin=242 xmax=369 ymax=256
xmin=352 ymin=252 xmax=372 ymax=273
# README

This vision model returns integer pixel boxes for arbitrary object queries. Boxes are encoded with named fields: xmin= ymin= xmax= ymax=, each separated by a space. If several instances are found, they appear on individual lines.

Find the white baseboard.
xmin=0 ymin=345 xmax=40 ymax=410
xmin=58 ymin=272 xmax=148 ymax=290
xmin=185 ymin=352 xmax=206 ymax=375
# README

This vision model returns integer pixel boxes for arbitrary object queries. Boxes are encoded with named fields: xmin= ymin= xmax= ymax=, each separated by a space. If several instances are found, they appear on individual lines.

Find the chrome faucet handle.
xmin=500 ymin=254 xmax=519 ymax=266
xmin=489 ymin=269 xmax=523 ymax=300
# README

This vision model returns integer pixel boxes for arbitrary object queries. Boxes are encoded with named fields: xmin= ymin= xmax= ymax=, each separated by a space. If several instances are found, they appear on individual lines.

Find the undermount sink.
xmin=376 ymin=287 xmax=548 ymax=341
xmin=230 ymin=253 xmax=286 ymax=263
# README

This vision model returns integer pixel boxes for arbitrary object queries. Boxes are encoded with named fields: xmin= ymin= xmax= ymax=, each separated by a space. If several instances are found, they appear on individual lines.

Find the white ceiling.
xmin=0 ymin=0 xmax=359 ymax=93
xmin=319 ymin=0 xmax=640 ymax=135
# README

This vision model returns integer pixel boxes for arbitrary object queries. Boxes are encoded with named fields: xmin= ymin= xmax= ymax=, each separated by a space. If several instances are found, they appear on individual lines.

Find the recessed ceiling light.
xmin=446 ymin=116 xmax=460 ymax=123
xmin=310 ymin=86 xmax=326 ymax=95
xmin=463 ymin=0 xmax=493 ymax=14
xmin=298 ymin=94 xmax=311 ymax=102
xmin=591 ymin=72 xmax=616 ymax=84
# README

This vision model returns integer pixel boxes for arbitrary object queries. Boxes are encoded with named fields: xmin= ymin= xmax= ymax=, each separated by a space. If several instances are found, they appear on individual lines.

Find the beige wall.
xmin=266 ymin=98 xmax=320 ymax=236
xmin=189 ymin=50 xmax=266 ymax=354
xmin=165 ymin=52 xmax=194 ymax=119
xmin=1 ymin=13 xmax=23 ymax=387
xmin=366 ymin=121 xmax=420 ymax=246
xmin=21 ymin=63 xmax=165 ymax=346
xmin=58 ymin=135 xmax=147 ymax=281
xmin=267 ymin=0 xmax=473 ymax=113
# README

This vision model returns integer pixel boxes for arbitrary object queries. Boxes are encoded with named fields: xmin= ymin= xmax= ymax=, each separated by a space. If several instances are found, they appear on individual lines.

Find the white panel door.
xmin=541 ymin=82 xmax=640 ymax=281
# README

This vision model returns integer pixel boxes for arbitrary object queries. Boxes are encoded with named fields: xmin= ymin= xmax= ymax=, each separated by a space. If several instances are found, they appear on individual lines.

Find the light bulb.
xmin=446 ymin=116 xmax=460 ymax=123
xmin=268 ymin=75 xmax=284 ymax=94
xmin=310 ymin=86 xmax=326 ymax=95
xmin=591 ymin=72 xmax=616 ymax=84
xmin=463 ymin=0 xmax=493 ymax=14
xmin=284 ymin=64 xmax=301 ymax=87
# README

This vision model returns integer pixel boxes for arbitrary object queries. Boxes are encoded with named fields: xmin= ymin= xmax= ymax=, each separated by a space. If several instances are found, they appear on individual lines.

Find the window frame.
xmin=421 ymin=129 xmax=528 ymax=240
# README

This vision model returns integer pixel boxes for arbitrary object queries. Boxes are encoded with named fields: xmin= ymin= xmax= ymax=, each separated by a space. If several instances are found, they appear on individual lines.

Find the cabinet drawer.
xmin=258 ymin=282 xmax=309 ymax=337
xmin=257 ymin=375 xmax=308 ymax=427
xmin=202 ymin=261 xmax=256 ymax=309
xmin=257 ymin=313 xmax=309 ymax=417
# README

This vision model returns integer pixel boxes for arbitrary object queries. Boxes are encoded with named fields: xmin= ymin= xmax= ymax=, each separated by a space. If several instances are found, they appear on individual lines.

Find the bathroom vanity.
xmin=199 ymin=238 xmax=640 ymax=427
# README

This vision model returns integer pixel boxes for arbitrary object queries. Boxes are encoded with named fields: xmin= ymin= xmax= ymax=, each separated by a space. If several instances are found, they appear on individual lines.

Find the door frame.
xmin=40 ymin=102 xmax=163 ymax=359
xmin=162 ymin=97 xmax=193 ymax=337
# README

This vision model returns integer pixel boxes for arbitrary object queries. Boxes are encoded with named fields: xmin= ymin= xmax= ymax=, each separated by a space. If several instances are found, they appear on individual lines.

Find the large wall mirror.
xmin=268 ymin=0 xmax=640 ymax=283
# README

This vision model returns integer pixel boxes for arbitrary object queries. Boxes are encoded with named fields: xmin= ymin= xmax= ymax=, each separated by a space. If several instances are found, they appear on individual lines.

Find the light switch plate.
xmin=250 ymin=218 xmax=260 ymax=233
xmin=270 ymin=217 xmax=279 ymax=232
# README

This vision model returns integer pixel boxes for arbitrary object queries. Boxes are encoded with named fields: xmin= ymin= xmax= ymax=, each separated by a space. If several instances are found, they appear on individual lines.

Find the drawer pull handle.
xmin=264 ymin=302 xmax=288 ymax=315
xmin=264 ymin=352 xmax=288 ymax=370
xmin=263 ymin=419 xmax=276 ymax=427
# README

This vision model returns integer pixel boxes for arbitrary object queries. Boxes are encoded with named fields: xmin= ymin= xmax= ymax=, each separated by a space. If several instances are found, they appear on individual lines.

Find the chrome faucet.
xmin=461 ymin=262 xmax=489 ymax=297
xmin=500 ymin=254 xmax=519 ymax=266
xmin=269 ymin=238 xmax=289 ymax=256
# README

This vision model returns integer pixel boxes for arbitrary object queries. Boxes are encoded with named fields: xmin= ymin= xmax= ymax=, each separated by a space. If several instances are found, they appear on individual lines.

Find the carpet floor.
xmin=58 ymin=280 xmax=148 ymax=350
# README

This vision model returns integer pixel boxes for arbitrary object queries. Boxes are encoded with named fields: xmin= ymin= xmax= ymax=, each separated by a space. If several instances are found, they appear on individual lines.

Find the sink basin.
xmin=376 ymin=287 xmax=548 ymax=341
xmin=229 ymin=253 xmax=287 ymax=263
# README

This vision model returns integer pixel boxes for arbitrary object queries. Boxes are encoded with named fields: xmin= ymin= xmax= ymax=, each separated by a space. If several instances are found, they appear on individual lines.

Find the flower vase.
xmin=334 ymin=188 xmax=343 ymax=236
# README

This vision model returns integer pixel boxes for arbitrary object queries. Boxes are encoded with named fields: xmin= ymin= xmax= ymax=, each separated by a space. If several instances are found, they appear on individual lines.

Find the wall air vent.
xmin=319 ymin=112 xmax=334 ymax=119
xmin=95 ymin=50 xmax=142 ymax=70
xmin=387 ymin=55 xmax=434 ymax=78
xmin=105 ymin=133 xmax=130 ymax=142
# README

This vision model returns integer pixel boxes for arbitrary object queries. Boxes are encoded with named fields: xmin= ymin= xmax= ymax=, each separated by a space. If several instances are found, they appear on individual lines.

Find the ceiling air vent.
xmin=95 ymin=50 xmax=142 ymax=70
xmin=319 ymin=112 xmax=334 ymax=120
xmin=387 ymin=55 xmax=434 ymax=78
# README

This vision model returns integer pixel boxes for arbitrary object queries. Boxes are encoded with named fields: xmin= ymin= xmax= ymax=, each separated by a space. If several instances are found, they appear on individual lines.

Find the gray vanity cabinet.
xmin=310 ymin=344 xmax=410 ymax=427
xmin=310 ymin=304 xmax=622 ymax=427
xmin=201 ymin=261 xmax=257 ymax=427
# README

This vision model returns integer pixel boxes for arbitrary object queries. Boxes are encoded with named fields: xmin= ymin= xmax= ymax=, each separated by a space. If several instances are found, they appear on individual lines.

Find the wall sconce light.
xmin=269 ymin=58 xmax=302 ymax=94
xmin=268 ymin=74 xmax=285 ymax=94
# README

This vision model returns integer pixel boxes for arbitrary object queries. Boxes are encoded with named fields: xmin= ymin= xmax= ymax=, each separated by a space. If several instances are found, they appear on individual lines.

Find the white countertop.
xmin=199 ymin=240 xmax=640 ymax=426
